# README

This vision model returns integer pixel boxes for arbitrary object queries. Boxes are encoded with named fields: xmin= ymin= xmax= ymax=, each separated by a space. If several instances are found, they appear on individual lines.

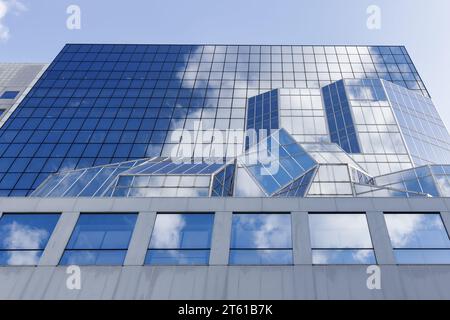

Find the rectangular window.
xmin=309 ymin=213 xmax=376 ymax=264
xmin=145 ymin=213 xmax=214 ymax=265
xmin=0 ymin=213 xmax=60 ymax=265
xmin=384 ymin=213 xmax=450 ymax=264
xmin=229 ymin=213 xmax=293 ymax=265
xmin=59 ymin=213 xmax=137 ymax=265
xmin=0 ymin=91 xmax=19 ymax=99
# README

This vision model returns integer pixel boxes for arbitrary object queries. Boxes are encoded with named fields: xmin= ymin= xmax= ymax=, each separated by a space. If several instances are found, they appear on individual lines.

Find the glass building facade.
xmin=0 ymin=44 xmax=448 ymax=198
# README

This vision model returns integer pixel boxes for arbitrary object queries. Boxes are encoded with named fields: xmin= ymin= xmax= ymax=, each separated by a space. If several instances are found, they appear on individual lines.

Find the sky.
xmin=0 ymin=0 xmax=449 ymax=127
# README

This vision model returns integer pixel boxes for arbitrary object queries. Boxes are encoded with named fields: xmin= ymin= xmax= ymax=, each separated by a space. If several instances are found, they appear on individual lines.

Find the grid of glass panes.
xmin=113 ymin=174 xmax=211 ymax=197
xmin=272 ymin=168 xmax=316 ymax=197
xmin=146 ymin=213 xmax=214 ymax=265
xmin=430 ymin=165 xmax=450 ymax=197
xmin=0 ymin=45 xmax=428 ymax=196
xmin=322 ymin=80 xmax=361 ymax=154
xmin=278 ymin=88 xmax=328 ymax=143
xmin=246 ymin=89 xmax=278 ymax=149
xmin=211 ymin=162 xmax=235 ymax=196
xmin=309 ymin=213 xmax=376 ymax=264
xmin=354 ymin=183 xmax=426 ymax=197
xmin=344 ymin=79 xmax=413 ymax=176
xmin=375 ymin=166 xmax=440 ymax=197
xmin=307 ymin=164 xmax=354 ymax=196
xmin=240 ymin=129 xmax=316 ymax=195
xmin=382 ymin=80 xmax=450 ymax=166
xmin=60 ymin=213 xmax=137 ymax=265
xmin=31 ymin=158 xmax=148 ymax=197
xmin=229 ymin=213 xmax=293 ymax=265
xmin=384 ymin=213 xmax=450 ymax=264
xmin=0 ymin=213 xmax=60 ymax=265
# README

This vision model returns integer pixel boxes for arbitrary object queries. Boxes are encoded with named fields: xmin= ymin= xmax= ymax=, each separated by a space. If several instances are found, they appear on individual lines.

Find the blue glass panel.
xmin=273 ymin=168 xmax=316 ymax=197
xmin=66 ymin=213 xmax=137 ymax=249
xmin=60 ymin=250 xmax=126 ymax=265
xmin=229 ymin=249 xmax=293 ymax=265
xmin=231 ymin=213 xmax=292 ymax=249
xmin=0 ymin=213 xmax=59 ymax=265
xmin=246 ymin=89 xmax=279 ymax=149
xmin=312 ymin=249 xmax=376 ymax=264
xmin=384 ymin=214 xmax=450 ymax=249
xmin=394 ymin=249 xmax=450 ymax=264
xmin=322 ymin=80 xmax=361 ymax=153
xmin=145 ymin=249 xmax=210 ymax=265
xmin=0 ymin=214 xmax=60 ymax=249
xmin=0 ymin=91 xmax=19 ymax=99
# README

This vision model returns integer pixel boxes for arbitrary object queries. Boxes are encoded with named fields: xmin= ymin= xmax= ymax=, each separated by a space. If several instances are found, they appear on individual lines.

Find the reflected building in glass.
xmin=1 ymin=44 xmax=450 ymax=300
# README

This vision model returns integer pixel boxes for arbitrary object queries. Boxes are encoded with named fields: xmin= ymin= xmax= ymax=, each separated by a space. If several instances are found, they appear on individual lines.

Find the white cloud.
xmin=0 ymin=0 xmax=26 ymax=41
xmin=149 ymin=214 xmax=186 ymax=248
xmin=2 ymin=221 xmax=49 ymax=265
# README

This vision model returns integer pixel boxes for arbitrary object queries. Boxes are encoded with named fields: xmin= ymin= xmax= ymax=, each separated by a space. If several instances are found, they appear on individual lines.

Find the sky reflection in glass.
xmin=146 ymin=213 xmax=214 ymax=265
xmin=229 ymin=213 xmax=293 ymax=265
xmin=0 ymin=213 xmax=60 ymax=265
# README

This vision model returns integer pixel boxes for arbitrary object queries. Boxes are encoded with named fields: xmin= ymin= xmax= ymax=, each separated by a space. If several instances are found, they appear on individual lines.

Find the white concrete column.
xmin=39 ymin=212 xmax=80 ymax=266
xmin=209 ymin=211 xmax=233 ymax=265
xmin=292 ymin=211 xmax=312 ymax=265
xmin=366 ymin=211 xmax=396 ymax=265
xmin=124 ymin=211 xmax=156 ymax=266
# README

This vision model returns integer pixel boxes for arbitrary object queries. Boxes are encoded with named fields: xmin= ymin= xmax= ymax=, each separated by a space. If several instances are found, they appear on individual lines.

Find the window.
xmin=59 ymin=213 xmax=137 ymax=265
xmin=309 ymin=213 xmax=376 ymax=264
xmin=384 ymin=213 xmax=450 ymax=264
xmin=0 ymin=213 xmax=60 ymax=265
xmin=145 ymin=213 xmax=214 ymax=265
xmin=229 ymin=213 xmax=293 ymax=265
xmin=0 ymin=91 xmax=19 ymax=99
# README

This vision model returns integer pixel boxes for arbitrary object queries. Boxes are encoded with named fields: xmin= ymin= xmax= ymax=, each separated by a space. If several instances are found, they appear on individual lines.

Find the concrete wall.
xmin=0 ymin=197 xmax=450 ymax=300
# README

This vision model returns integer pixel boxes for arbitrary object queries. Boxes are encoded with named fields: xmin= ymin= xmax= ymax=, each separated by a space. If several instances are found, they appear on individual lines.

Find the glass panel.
xmin=66 ymin=213 xmax=137 ymax=249
xmin=229 ymin=249 xmax=293 ymax=265
xmin=312 ymin=249 xmax=376 ymax=264
xmin=0 ymin=213 xmax=60 ymax=266
xmin=0 ymin=250 xmax=43 ymax=266
xmin=59 ymin=250 xmax=126 ymax=266
xmin=149 ymin=213 xmax=214 ymax=249
xmin=0 ymin=213 xmax=60 ymax=250
xmin=145 ymin=249 xmax=210 ymax=265
xmin=0 ymin=91 xmax=19 ymax=99
xmin=394 ymin=249 xmax=450 ymax=264
xmin=309 ymin=213 xmax=373 ymax=248
xmin=384 ymin=214 xmax=450 ymax=249
xmin=231 ymin=213 xmax=292 ymax=249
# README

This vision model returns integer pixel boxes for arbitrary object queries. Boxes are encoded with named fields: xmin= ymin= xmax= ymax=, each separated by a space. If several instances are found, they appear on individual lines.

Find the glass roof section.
xmin=31 ymin=157 xmax=231 ymax=198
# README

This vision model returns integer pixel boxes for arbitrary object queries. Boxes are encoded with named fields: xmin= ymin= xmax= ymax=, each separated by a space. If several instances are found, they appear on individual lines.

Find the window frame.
xmin=0 ymin=212 xmax=61 ymax=266
xmin=308 ymin=212 xmax=377 ymax=265
xmin=59 ymin=212 xmax=138 ymax=266
xmin=229 ymin=212 xmax=294 ymax=266
xmin=384 ymin=212 xmax=450 ymax=265
xmin=145 ymin=212 xmax=215 ymax=266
